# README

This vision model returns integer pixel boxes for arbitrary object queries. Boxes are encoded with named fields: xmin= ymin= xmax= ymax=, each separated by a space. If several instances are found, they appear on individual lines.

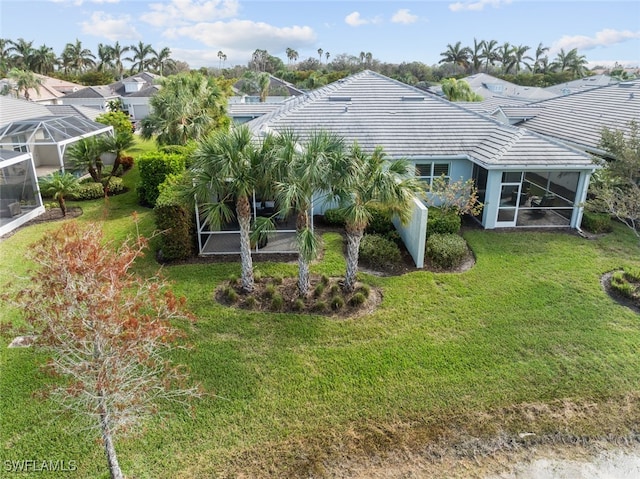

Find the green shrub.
xmin=271 ymin=294 xmax=284 ymax=311
xmin=314 ymin=283 xmax=325 ymax=298
xmin=293 ymin=298 xmax=305 ymax=311
xmin=329 ymin=284 xmax=340 ymax=296
xmin=137 ymin=152 xmax=187 ymax=207
xmin=623 ymin=267 xmax=640 ymax=282
xmin=263 ymin=283 xmax=276 ymax=299
xmin=313 ymin=300 xmax=327 ymax=312
xmin=119 ymin=155 xmax=134 ymax=173
xmin=154 ymin=178 xmax=194 ymax=261
xmin=228 ymin=274 xmax=238 ymax=285
xmin=384 ymin=230 xmax=403 ymax=246
xmin=95 ymin=111 xmax=133 ymax=136
xmin=225 ymin=287 xmax=238 ymax=303
xmin=244 ymin=296 xmax=257 ymax=309
xmin=330 ymin=295 xmax=345 ymax=310
xmin=357 ymin=284 xmax=371 ymax=298
xmin=611 ymin=269 xmax=640 ymax=299
xmin=426 ymin=233 xmax=468 ymax=269
xmin=359 ymin=234 xmax=401 ymax=268
xmin=427 ymin=208 xmax=461 ymax=236
xmin=68 ymin=181 xmax=104 ymax=201
xmin=349 ymin=292 xmax=366 ymax=306
xmin=271 ymin=274 xmax=283 ymax=285
xmin=323 ymin=208 xmax=346 ymax=226
xmin=581 ymin=211 xmax=613 ymax=234
xmin=321 ymin=274 xmax=330 ymax=285
xmin=365 ymin=204 xmax=395 ymax=235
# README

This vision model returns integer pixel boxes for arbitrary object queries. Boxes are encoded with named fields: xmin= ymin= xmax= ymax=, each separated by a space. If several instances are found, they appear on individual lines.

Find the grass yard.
xmin=1 ymin=161 xmax=639 ymax=478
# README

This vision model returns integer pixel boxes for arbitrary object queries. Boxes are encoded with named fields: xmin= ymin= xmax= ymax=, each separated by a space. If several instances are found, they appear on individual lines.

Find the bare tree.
xmin=8 ymin=221 xmax=200 ymax=479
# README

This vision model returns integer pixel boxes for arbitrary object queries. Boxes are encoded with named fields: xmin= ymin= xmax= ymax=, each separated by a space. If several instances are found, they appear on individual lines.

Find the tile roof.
xmin=108 ymin=72 xmax=161 ymax=97
xmin=544 ymin=74 xmax=619 ymax=96
xmin=46 ymin=104 xmax=104 ymax=121
xmin=247 ymin=70 xmax=592 ymax=169
xmin=519 ymin=79 xmax=640 ymax=153
xmin=62 ymin=85 xmax=118 ymax=99
xmin=0 ymin=96 xmax=53 ymax=127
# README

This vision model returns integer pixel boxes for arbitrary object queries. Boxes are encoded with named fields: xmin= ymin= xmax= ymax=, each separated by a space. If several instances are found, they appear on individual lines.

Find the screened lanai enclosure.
xmin=0 ymin=149 xmax=45 ymax=237
xmin=0 ymin=116 xmax=113 ymax=177
xmin=195 ymin=193 xmax=299 ymax=255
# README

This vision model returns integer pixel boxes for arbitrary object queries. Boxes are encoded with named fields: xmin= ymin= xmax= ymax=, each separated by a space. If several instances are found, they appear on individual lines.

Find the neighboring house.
xmin=60 ymin=85 xmax=120 ymax=111
xmin=0 ymin=96 xmax=114 ymax=177
xmin=544 ymin=74 xmax=618 ymax=97
xmin=507 ymin=79 xmax=640 ymax=156
xmin=0 ymin=148 xmax=45 ymax=237
xmin=108 ymin=72 xmax=161 ymax=120
xmin=228 ymin=74 xmax=305 ymax=123
xmin=0 ymin=74 xmax=84 ymax=105
xmin=230 ymin=70 xmax=595 ymax=267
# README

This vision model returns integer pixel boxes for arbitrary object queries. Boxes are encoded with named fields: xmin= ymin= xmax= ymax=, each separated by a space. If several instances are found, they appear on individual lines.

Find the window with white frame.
xmin=415 ymin=162 xmax=450 ymax=185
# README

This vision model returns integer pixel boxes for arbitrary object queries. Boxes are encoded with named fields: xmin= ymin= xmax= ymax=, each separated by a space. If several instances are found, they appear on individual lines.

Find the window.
xmin=416 ymin=162 xmax=450 ymax=185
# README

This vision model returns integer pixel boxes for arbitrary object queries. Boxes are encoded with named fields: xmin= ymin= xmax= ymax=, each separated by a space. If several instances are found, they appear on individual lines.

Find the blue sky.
xmin=1 ymin=0 xmax=639 ymax=70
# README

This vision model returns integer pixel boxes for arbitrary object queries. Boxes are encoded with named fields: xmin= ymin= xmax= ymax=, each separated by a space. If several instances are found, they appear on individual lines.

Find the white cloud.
xmin=449 ymin=0 xmax=511 ymax=12
xmin=344 ymin=11 xmax=382 ymax=27
xmin=165 ymin=19 xmax=316 ymax=53
xmin=80 ymin=11 xmax=141 ymax=41
xmin=391 ymin=9 xmax=418 ymax=25
xmin=141 ymin=0 xmax=239 ymax=28
xmin=551 ymin=29 xmax=640 ymax=54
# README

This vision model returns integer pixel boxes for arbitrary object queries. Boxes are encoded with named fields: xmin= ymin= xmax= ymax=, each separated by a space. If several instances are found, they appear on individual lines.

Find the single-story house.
xmin=240 ymin=70 xmax=596 ymax=267
xmin=0 ymin=149 xmax=45 ymax=237
xmin=60 ymin=85 xmax=120 ymax=112
xmin=108 ymin=72 xmax=161 ymax=121
xmin=0 ymin=73 xmax=84 ymax=105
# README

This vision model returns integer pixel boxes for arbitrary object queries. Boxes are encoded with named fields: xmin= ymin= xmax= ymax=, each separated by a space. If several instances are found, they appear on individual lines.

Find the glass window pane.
xmin=433 ymin=163 xmax=449 ymax=177
xmin=415 ymin=164 xmax=431 ymax=177
xmin=502 ymin=171 xmax=521 ymax=183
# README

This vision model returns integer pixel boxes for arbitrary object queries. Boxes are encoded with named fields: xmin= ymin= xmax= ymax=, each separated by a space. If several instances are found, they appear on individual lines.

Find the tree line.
xmin=2 ymin=35 xmax=632 ymax=94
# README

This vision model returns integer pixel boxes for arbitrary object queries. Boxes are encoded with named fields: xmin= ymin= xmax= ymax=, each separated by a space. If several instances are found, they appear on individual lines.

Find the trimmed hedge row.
xmin=137 ymin=152 xmax=187 ymax=207
xmin=68 ymin=177 xmax=126 ymax=201
xmin=427 ymin=208 xmax=461 ymax=236
xmin=426 ymin=233 xmax=468 ymax=269
xmin=358 ymin=234 xmax=401 ymax=268
xmin=581 ymin=211 xmax=613 ymax=234
xmin=154 ymin=176 xmax=194 ymax=261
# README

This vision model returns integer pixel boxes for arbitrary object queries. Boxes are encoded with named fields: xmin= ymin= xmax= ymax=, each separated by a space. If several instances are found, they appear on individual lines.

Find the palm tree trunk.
xmin=298 ymin=255 xmax=310 ymax=297
xmin=237 ymin=195 xmax=254 ymax=293
xmin=58 ymin=197 xmax=67 ymax=216
xmin=344 ymin=227 xmax=364 ymax=293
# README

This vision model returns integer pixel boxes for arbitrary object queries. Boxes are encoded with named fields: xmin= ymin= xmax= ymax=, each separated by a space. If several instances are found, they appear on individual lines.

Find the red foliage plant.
xmin=8 ymin=220 xmax=200 ymax=479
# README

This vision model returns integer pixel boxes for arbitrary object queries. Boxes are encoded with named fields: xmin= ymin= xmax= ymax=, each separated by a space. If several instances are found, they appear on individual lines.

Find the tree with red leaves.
xmin=10 ymin=221 xmax=199 ymax=479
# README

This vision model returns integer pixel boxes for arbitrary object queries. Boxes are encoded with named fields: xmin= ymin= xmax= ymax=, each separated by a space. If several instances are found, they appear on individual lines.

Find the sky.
xmin=1 ymin=0 xmax=639 ymax=70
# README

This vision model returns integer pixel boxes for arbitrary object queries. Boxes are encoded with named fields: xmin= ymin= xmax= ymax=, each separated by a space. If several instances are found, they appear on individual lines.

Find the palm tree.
xmin=109 ymin=42 xmax=130 ymax=80
xmin=439 ymin=42 xmax=470 ymax=71
xmin=99 ymin=131 xmax=135 ymax=181
xmin=285 ymin=47 xmax=293 ymax=66
xmin=273 ymin=130 xmax=344 ymax=297
xmin=7 ymin=38 xmax=34 ymax=70
xmin=0 ymin=38 xmax=11 ymax=75
xmin=317 ymin=48 xmax=324 ymax=63
xmin=152 ymin=47 xmax=174 ymax=76
xmin=217 ymin=50 xmax=225 ymax=69
xmin=498 ymin=42 xmax=515 ymax=73
xmin=258 ymin=72 xmax=270 ymax=102
xmin=62 ymin=39 xmax=96 ymax=74
xmin=568 ymin=49 xmax=589 ymax=78
xmin=140 ymin=71 xmax=228 ymax=146
xmin=189 ymin=125 xmax=269 ymax=293
xmin=512 ymin=44 xmax=533 ymax=74
xmin=470 ymin=38 xmax=485 ymax=73
xmin=96 ymin=43 xmax=113 ymax=72
xmin=67 ymin=136 xmax=102 ymax=182
xmin=480 ymin=39 xmax=499 ymax=71
xmin=31 ymin=44 xmax=57 ymax=74
xmin=550 ymin=48 xmax=573 ymax=72
xmin=533 ymin=42 xmax=549 ymax=73
xmin=127 ymin=41 xmax=154 ymax=73
xmin=38 ymin=171 xmax=80 ymax=216
xmin=7 ymin=68 xmax=41 ymax=100
xmin=330 ymin=144 xmax=422 ymax=293
xmin=325 ymin=51 xmax=330 ymax=63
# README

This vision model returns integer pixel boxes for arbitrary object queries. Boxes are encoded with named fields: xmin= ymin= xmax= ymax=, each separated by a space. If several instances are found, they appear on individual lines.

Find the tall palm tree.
xmin=140 ymin=71 xmax=228 ymax=146
xmin=439 ymin=41 xmax=471 ymax=71
xmin=273 ymin=130 xmax=345 ymax=297
xmin=480 ymin=39 xmax=499 ymax=72
xmin=127 ymin=41 xmax=154 ymax=73
xmin=533 ymin=42 xmax=549 ymax=74
xmin=7 ymin=38 xmax=35 ymax=70
xmin=568 ymin=49 xmax=589 ymax=78
xmin=96 ymin=43 xmax=114 ymax=72
xmin=511 ymin=44 xmax=533 ymax=74
xmin=258 ymin=72 xmax=270 ymax=102
xmin=109 ymin=42 xmax=130 ymax=80
xmin=285 ymin=47 xmax=293 ymax=66
xmin=38 ymin=171 xmax=80 ymax=216
xmin=62 ymin=39 xmax=96 ymax=74
xmin=99 ymin=131 xmax=135 ymax=181
xmin=189 ymin=125 xmax=269 ymax=293
xmin=317 ymin=48 xmax=324 ymax=63
xmin=218 ymin=50 xmax=225 ymax=69
xmin=470 ymin=38 xmax=485 ymax=73
xmin=325 ymin=51 xmax=330 ymax=63
xmin=0 ymin=38 xmax=11 ymax=75
xmin=330 ymin=144 xmax=422 ymax=293
xmin=31 ymin=44 xmax=57 ymax=74
xmin=152 ymin=47 xmax=174 ymax=76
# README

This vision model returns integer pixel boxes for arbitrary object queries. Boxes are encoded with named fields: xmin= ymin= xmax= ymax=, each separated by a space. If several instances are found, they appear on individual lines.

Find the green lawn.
xmin=1 ymin=162 xmax=639 ymax=478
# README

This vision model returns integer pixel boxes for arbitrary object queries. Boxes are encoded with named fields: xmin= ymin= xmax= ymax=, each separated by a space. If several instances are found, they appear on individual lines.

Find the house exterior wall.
xmin=61 ymin=97 xmax=110 ymax=111
xmin=393 ymin=197 xmax=427 ymax=268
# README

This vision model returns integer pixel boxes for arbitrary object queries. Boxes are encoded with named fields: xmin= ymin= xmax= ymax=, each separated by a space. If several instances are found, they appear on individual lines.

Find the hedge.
xmin=427 ymin=207 xmax=461 ymax=236
xmin=137 ymin=152 xmax=187 ymax=207
xmin=154 ymin=179 xmax=194 ymax=261
xmin=426 ymin=233 xmax=468 ymax=269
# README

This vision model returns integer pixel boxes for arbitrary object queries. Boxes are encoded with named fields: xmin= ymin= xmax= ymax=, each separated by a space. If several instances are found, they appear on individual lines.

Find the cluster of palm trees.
xmin=0 ymin=37 xmax=175 ymax=79
xmin=439 ymin=39 xmax=588 ymax=77
xmin=188 ymin=125 xmax=422 ymax=297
